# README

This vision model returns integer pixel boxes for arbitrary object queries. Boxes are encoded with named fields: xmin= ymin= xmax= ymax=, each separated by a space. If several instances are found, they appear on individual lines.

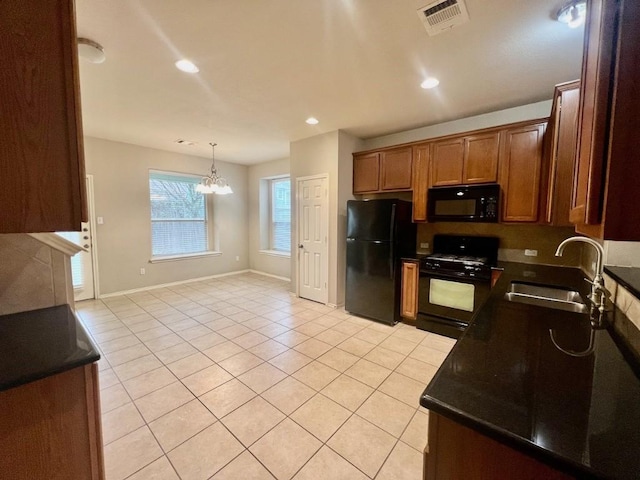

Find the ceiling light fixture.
xmin=175 ymin=59 xmax=199 ymax=73
xmin=77 ymin=38 xmax=106 ymax=64
xmin=421 ymin=77 xmax=440 ymax=89
xmin=556 ymin=0 xmax=586 ymax=28
xmin=305 ymin=117 xmax=319 ymax=125
xmin=196 ymin=143 xmax=233 ymax=195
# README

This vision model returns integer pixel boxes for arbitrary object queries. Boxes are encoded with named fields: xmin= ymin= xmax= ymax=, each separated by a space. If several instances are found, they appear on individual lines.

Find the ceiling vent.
xmin=417 ymin=0 xmax=470 ymax=36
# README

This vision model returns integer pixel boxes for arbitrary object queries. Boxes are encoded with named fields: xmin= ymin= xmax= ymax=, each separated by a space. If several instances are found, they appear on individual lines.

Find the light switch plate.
xmin=524 ymin=249 xmax=538 ymax=257
xmin=420 ymin=242 xmax=430 ymax=249
xmin=97 ymin=216 xmax=104 ymax=224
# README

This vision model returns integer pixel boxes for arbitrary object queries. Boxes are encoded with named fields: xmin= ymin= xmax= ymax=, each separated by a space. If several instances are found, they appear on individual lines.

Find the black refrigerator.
xmin=345 ymin=199 xmax=416 ymax=325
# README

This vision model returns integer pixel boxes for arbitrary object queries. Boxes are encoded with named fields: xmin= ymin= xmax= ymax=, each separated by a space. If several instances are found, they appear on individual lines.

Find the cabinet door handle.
xmin=84 ymin=244 xmax=90 ymax=248
xmin=298 ymin=244 xmax=304 ymax=249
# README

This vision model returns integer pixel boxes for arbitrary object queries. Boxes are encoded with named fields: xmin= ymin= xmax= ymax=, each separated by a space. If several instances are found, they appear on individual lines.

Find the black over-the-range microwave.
xmin=427 ymin=184 xmax=500 ymax=222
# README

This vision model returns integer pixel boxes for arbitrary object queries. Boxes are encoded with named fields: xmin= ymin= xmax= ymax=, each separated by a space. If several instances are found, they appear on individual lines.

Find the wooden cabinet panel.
xmin=546 ymin=81 xmax=580 ymax=227
xmin=0 ymin=364 xmax=104 ymax=479
xmin=570 ymin=0 xmax=616 ymax=228
xmin=380 ymin=147 xmax=412 ymax=191
xmin=500 ymin=123 xmax=546 ymax=222
xmin=401 ymin=261 xmax=419 ymax=320
xmin=426 ymin=413 xmax=574 ymax=480
xmin=353 ymin=152 xmax=380 ymax=193
xmin=569 ymin=0 xmax=640 ymax=240
xmin=430 ymin=139 xmax=464 ymax=186
xmin=464 ymin=132 xmax=500 ymax=184
xmin=0 ymin=0 xmax=87 ymax=233
xmin=412 ymin=144 xmax=430 ymax=222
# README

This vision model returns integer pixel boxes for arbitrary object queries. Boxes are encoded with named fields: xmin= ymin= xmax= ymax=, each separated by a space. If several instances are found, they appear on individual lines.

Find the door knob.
xmin=298 ymin=244 xmax=304 ymax=249
xmin=83 ymin=236 xmax=89 ymax=240
xmin=84 ymin=244 xmax=90 ymax=249
xmin=82 ymin=228 xmax=88 ymax=232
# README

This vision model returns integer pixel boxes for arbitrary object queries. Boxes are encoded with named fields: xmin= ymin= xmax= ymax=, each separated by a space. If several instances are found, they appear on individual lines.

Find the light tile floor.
xmin=76 ymin=272 xmax=455 ymax=480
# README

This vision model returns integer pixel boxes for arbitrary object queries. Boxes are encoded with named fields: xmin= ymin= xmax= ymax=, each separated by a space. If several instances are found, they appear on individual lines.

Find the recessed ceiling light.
xmin=175 ymin=59 xmax=199 ymax=73
xmin=421 ymin=77 xmax=440 ymax=89
xmin=306 ymin=117 xmax=319 ymax=125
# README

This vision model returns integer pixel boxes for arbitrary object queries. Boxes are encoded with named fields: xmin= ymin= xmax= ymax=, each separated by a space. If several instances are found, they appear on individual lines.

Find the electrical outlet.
xmin=524 ymin=249 xmax=538 ymax=257
xmin=140 ymin=268 xmax=145 ymax=275
xmin=420 ymin=242 xmax=430 ymax=249
xmin=235 ymin=256 xmax=240 ymax=261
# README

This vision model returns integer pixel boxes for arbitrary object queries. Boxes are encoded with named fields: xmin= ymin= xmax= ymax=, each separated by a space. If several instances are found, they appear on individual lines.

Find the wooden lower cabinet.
xmin=425 ymin=413 xmax=573 ymax=480
xmin=401 ymin=260 xmax=419 ymax=320
xmin=0 ymin=363 xmax=105 ymax=480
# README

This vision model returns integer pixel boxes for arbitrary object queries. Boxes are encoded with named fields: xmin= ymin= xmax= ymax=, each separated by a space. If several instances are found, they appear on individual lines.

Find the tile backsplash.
xmin=417 ymin=223 xmax=581 ymax=266
xmin=603 ymin=272 xmax=640 ymax=358
xmin=0 ymin=234 xmax=74 ymax=315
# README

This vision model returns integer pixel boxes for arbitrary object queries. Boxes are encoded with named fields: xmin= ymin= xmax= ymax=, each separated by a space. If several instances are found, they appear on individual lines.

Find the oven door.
xmin=417 ymin=271 xmax=491 ymax=338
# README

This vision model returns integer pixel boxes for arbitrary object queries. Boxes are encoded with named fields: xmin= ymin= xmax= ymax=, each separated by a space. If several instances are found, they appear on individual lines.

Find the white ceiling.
xmin=75 ymin=0 xmax=584 ymax=165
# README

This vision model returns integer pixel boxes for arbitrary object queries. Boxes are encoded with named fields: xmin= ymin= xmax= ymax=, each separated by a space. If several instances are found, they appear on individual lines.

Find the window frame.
xmin=262 ymin=175 xmax=291 ymax=256
xmin=148 ymin=169 xmax=219 ymax=261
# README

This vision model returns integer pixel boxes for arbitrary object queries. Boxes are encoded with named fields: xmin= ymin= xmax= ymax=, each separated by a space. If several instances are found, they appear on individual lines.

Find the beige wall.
xmin=290 ymin=131 xmax=339 ymax=304
xmin=336 ymin=131 xmax=362 ymax=306
xmin=361 ymin=100 xmax=553 ymax=151
xmin=247 ymin=157 xmax=291 ymax=280
xmin=84 ymin=137 xmax=249 ymax=295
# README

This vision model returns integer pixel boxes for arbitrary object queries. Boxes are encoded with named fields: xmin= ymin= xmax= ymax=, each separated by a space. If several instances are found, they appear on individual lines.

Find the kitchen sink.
xmin=504 ymin=282 xmax=589 ymax=313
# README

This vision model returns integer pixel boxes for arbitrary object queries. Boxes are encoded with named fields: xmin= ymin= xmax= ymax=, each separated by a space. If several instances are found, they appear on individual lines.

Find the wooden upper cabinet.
xmin=411 ymin=143 xmax=430 ymax=222
xmin=570 ymin=0 xmax=640 ymax=240
xmin=463 ymin=132 xmax=500 ymax=184
xmin=570 ymin=0 xmax=616 ymax=229
xmin=430 ymin=131 xmax=499 ymax=187
xmin=0 ymin=0 xmax=87 ymax=233
xmin=353 ymin=147 xmax=412 ymax=194
xmin=353 ymin=152 xmax=380 ymax=193
xmin=380 ymin=147 xmax=412 ymax=191
xmin=500 ymin=122 xmax=547 ymax=222
xmin=430 ymin=139 xmax=464 ymax=186
xmin=546 ymin=81 xmax=580 ymax=227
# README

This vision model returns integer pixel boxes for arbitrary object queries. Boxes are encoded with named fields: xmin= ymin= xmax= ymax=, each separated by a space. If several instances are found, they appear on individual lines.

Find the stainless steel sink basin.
xmin=504 ymin=282 xmax=589 ymax=313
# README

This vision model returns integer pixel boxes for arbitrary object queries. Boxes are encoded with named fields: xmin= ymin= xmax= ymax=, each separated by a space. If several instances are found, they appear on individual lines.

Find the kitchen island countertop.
xmin=420 ymin=262 xmax=640 ymax=479
xmin=0 ymin=305 xmax=100 ymax=392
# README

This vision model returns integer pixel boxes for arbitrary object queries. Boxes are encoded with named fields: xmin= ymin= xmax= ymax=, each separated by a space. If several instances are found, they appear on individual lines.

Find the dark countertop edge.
xmin=0 ymin=352 xmax=100 ymax=392
xmin=0 ymin=306 xmax=101 ymax=392
xmin=420 ymin=394 xmax=605 ymax=480
xmin=605 ymin=266 xmax=640 ymax=300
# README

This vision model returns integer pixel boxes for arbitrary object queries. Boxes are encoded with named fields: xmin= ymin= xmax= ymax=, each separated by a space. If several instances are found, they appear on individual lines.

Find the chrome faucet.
xmin=555 ymin=236 xmax=608 ymax=313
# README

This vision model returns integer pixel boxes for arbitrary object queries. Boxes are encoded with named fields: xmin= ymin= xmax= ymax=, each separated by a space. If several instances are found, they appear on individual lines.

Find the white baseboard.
xmin=248 ymin=269 xmax=291 ymax=282
xmin=98 ymin=269 xmax=251 ymax=298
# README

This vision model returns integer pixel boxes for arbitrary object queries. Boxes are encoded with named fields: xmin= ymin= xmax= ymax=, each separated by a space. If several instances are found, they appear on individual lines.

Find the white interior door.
xmin=56 ymin=176 xmax=97 ymax=301
xmin=297 ymin=175 xmax=328 ymax=304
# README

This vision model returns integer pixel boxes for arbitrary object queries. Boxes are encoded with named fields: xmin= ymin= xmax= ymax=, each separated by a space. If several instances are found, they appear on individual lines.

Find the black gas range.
xmin=417 ymin=235 xmax=499 ymax=339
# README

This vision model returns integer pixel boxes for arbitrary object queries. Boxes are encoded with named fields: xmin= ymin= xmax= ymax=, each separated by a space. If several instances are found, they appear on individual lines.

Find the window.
xmin=270 ymin=177 xmax=291 ymax=252
xmin=149 ymin=171 xmax=208 ymax=257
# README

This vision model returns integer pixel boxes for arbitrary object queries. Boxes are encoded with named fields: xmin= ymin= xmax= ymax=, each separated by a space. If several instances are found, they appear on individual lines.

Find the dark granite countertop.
xmin=420 ymin=262 xmax=640 ymax=480
xmin=605 ymin=266 xmax=640 ymax=299
xmin=0 ymin=305 xmax=100 ymax=392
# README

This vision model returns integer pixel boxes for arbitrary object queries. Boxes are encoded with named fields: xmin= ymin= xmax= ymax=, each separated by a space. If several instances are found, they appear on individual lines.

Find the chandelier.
xmin=196 ymin=142 xmax=233 ymax=195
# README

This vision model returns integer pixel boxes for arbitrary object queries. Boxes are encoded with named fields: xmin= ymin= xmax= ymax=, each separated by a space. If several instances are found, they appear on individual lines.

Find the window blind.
xmin=271 ymin=178 xmax=291 ymax=252
xmin=149 ymin=172 xmax=208 ymax=256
